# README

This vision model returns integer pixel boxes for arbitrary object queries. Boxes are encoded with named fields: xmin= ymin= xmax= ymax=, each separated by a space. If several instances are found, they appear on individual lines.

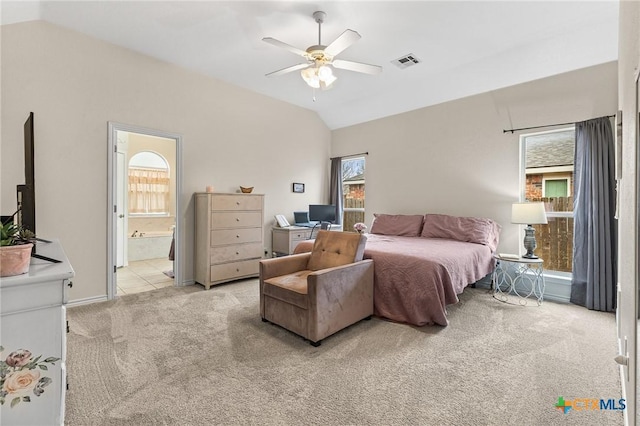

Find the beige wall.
xmin=0 ymin=21 xmax=331 ymax=301
xmin=331 ymin=62 xmax=617 ymax=254
xmin=616 ymin=0 xmax=640 ymax=422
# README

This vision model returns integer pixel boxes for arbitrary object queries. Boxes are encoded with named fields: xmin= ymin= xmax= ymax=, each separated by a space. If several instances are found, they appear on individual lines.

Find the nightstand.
xmin=492 ymin=254 xmax=545 ymax=306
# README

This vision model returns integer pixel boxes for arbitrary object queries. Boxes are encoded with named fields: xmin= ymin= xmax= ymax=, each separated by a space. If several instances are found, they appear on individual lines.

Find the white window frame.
xmin=519 ymin=127 xmax=574 ymax=279
xmin=542 ymin=176 xmax=571 ymax=197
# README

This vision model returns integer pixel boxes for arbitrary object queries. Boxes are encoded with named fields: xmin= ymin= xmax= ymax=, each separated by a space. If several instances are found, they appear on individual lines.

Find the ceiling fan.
xmin=262 ymin=11 xmax=382 ymax=90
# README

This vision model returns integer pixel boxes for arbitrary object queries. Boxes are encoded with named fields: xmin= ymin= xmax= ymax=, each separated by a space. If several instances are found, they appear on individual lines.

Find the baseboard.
xmin=66 ymin=280 xmax=208 ymax=307
xmin=66 ymin=295 xmax=108 ymax=307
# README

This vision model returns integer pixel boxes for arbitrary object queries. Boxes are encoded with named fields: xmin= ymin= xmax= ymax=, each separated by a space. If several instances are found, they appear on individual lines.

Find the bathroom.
xmin=117 ymin=131 xmax=176 ymax=294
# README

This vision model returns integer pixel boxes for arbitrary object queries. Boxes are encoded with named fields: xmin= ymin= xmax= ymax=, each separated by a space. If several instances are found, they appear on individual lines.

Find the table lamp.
xmin=511 ymin=202 xmax=548 ymax=259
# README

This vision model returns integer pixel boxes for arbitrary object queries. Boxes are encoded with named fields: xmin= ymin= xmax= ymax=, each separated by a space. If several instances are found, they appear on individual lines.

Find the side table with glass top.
xmin=492 ymin=254 xmax=545 ymax=306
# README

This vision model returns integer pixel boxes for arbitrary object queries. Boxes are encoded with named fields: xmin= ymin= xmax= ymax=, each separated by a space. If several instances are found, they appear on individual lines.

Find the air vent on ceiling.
xmin=391 ymin=54 xmax=421 ymax=69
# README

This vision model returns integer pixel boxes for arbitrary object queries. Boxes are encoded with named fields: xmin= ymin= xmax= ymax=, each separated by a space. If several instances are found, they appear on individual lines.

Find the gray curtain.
xmin=329 ymin=157 xmax=343 ymax=225
xmin=570 ymin=116 xmax=617 ymax=311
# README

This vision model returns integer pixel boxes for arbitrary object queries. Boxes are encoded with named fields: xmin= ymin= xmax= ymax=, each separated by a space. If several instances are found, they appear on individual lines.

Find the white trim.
xmin=107 ymin=122 xmax=183 ymax=301
xmin=66 ymin=295 xmax=108 ymax=307
xmin=546 ymin=211 xmax=573 ymax=218
xmin=526 ymin=165 xmax=573 ymax=174
xmin=542 ymin=176 xmax=571 ymax=197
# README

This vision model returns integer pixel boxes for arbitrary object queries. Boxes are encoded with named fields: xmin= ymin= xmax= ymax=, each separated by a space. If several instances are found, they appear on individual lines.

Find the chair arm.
xmin=259 ymin=253 xmax=311 ymax=280
xmin=306 ymin=259 xmax=374 ymax=342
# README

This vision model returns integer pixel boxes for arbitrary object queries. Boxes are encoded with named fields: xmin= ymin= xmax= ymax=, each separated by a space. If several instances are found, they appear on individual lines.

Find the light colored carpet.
xmin=65 ymin=279 xmax=622 ymax=425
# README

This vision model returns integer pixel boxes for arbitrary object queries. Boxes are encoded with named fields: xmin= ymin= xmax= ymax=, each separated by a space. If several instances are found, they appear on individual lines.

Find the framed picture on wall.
xmin=292 ymin=183 xmax=305 ymax=193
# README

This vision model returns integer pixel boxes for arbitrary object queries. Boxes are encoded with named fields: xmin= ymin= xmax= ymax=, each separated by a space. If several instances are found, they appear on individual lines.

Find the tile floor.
xmin=117 ymin=258 xmax=174 ymax=295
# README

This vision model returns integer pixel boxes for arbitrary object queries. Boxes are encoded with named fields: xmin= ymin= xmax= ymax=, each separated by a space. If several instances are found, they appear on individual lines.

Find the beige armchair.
xmin=260 ymin=230 xmax=374 ymax=346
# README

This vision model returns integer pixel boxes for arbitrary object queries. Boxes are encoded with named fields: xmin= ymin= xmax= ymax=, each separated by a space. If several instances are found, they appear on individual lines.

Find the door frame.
xmin=107 ymin=122 xmax=183 ymax=300
xmin=116 ymin=141 xmax=128 ymax=267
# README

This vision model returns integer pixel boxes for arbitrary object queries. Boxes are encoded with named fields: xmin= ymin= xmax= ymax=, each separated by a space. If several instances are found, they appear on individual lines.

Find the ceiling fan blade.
xmin=324 ymin=29 xmax=361 ymax=57
xmin=332 ymin=59 xmax=382 ymax=75
xmin=262 ymin=37 xmax=308 ymax=57
xmin=265 ymin=63 xmax=310 ymax=77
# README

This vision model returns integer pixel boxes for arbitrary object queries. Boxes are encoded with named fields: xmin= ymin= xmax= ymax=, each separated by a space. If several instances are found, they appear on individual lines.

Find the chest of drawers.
xmin=194 ymin=193 xmax=264 ymax=289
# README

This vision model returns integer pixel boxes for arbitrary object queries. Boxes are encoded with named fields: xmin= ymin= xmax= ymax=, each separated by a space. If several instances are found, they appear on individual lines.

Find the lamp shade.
xmin=511 ymin=202 xmax=548 ymax=225
xmin=300 ymin=64 xmax=337 ymax=89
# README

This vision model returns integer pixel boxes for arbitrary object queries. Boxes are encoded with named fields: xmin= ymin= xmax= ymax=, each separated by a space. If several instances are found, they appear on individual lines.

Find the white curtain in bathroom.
xmin=128 ymin=168 xmax=170 ymax=214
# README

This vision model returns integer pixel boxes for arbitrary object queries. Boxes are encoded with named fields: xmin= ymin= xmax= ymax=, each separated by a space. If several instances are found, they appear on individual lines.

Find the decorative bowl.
xmin=240 ymin=186 xmax=254 ymax=193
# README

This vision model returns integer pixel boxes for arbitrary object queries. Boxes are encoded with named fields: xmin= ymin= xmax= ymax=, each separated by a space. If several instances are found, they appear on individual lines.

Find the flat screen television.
xmin=308 ymin=204 xmax=336 ymax=224
xmin=17 ymin=112 xmax=36 ymax=235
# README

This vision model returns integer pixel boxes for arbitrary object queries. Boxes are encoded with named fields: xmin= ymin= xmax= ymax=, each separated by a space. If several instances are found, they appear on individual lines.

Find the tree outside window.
xmin=342 ymin=157 xmax=365 ymax=232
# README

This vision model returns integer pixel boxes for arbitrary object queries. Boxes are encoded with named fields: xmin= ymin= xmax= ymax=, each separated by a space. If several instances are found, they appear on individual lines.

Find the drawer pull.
xmin=236 ymin=218 xmax=240 ymax=222
xmin=236 ymin=252 xmax=239 ymax=255
xmin=236 ymin=201 xmax=240 ymax=205
xmin=236 ymin=268 xmax=240 ymax=272
xmin=236 ymin=235 xmax=240 ymax=238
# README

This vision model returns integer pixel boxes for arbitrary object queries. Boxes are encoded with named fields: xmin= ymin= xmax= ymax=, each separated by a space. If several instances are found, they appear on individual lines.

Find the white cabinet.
xmin=272 ymin=226 xmax=313 ymax=256
xmin=271 ymin=225 xmax=343 ymax=256
xmin=0 ymin=240 xmax=74 ymax=426
xmin=194 ymin=193 xmax=264 ymax=289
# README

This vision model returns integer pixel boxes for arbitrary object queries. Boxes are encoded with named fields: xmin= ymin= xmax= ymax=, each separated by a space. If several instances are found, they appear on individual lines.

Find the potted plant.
xmin=0 ymin=222 xmax=35 ymax=277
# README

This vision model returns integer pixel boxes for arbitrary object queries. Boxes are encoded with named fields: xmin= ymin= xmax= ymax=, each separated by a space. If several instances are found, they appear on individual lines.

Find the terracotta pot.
xmin=0 ymin=243 xmax=33 ymax=277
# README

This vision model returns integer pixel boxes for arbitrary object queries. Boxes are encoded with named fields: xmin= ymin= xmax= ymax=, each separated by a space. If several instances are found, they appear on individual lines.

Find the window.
xmin=522 ymin=128 xmax=574 ymax=273
xmin=543 ymin=178 xmax=569 ymax=197
xmin=128 ymin=151 xmax=170 ymax=215
xmin=341 ymin=157 xmax=365 ymax=231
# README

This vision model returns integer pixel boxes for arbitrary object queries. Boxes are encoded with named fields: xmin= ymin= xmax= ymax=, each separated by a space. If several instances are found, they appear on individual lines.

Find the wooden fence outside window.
xmin=530 ymin=197 xmax=573 ymax=273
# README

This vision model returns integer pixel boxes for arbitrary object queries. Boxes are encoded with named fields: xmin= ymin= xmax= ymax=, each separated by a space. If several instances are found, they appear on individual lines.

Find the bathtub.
xmin=128 ymin=231 xmax=173 ymax=262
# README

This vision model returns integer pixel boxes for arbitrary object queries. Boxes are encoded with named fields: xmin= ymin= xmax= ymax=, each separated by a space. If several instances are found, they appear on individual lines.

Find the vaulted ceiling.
xmin=1 ymin=1 xmax=619 ymax=129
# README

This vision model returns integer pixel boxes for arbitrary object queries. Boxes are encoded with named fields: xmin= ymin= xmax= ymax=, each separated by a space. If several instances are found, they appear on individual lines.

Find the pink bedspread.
xmin=294 ymin=234 xmax=495 ymax=326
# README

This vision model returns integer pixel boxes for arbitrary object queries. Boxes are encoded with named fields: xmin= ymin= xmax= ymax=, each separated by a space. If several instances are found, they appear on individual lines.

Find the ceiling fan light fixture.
xmin=264 ymin=10 xmax=381 ymax=94
xmin=317 ymin=65 xmax=333 ymax=79
xmin=301 ymin=65 xmax=336 ymax=89
xmin=301 ymin=67 xmax=320 ymax=88
xmin=321 ymin=72 xmax=337 ymax=88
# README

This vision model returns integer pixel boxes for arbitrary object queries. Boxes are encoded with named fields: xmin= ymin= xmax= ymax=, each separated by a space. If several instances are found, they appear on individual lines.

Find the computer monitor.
xmin=308 ymin=204 xmax=336 ymax=224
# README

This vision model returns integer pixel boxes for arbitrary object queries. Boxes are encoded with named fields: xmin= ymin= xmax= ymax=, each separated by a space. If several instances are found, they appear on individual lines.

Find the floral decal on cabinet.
xmin=0 ymin=346 xmax=59 ymax=408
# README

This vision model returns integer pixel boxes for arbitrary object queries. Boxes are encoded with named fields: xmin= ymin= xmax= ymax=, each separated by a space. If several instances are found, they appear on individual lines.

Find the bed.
xmin=293 ymin=213 xmax=500 ymax=326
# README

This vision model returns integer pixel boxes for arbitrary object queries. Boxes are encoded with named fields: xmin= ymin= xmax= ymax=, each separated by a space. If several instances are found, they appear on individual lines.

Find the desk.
xmin=492 ymin=255 xmax=545 ymax=306
xmin=272 ymin=225 xmax=341 ymax=256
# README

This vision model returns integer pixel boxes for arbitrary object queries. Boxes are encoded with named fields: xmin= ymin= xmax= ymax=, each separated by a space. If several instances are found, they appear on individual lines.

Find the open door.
xmin=115 ymin=133 xmax=128 ymax=268
xmin=107 ymin=122 xmax=182 ymax=300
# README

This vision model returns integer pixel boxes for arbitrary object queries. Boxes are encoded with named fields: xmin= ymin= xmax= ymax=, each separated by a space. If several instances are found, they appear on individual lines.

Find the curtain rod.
xmin=330 ymin=151 xmax=369 ymax=160
xmin=502 ymin=114 xmax=615 ymax=134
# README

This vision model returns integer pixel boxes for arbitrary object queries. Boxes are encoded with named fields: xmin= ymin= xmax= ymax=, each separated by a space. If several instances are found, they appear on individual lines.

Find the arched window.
xmin=128 ymin=151 xmax=170 ymax=215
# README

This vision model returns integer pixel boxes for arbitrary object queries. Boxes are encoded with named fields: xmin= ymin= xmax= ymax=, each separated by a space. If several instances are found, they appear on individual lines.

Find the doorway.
xmin=107 ymin=123 xmax=182 ymax=299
